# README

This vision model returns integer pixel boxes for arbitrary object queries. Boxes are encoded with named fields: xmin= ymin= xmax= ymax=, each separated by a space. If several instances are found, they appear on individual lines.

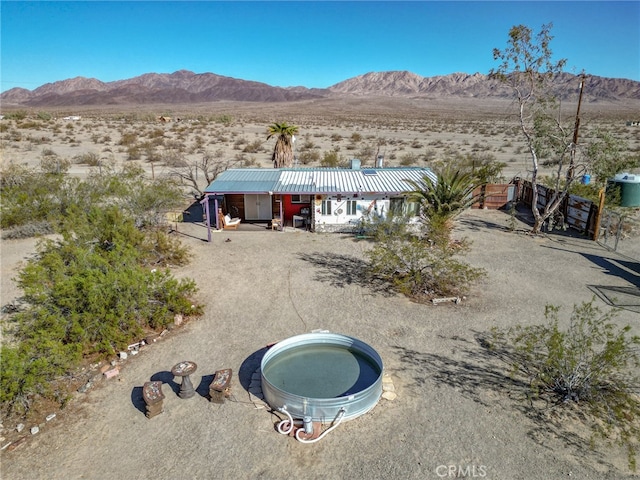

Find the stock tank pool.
xmin=260 ymin=332 xmax=383 ymax=422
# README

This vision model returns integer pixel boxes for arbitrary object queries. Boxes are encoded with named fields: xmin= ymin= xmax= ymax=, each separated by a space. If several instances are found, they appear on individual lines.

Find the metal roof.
xmin=204 ymin=169 xmax=281 ymax=194
xmin=205 ymin=167 xmax=436 ymax=195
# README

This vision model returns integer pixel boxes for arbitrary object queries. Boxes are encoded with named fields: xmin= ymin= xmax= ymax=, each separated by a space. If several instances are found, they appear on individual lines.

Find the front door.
xmin=244 ymin=194 xmax=272 ymax=220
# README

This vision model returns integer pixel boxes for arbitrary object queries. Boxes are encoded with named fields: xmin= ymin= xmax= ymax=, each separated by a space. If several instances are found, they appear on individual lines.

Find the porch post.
xmin=202 ymin=195 xmax=212 ymax=243
xmin=214 ymin=197 xmax=220 ymax=230
xmin=279 ymin=197 xmax=284 ymax=232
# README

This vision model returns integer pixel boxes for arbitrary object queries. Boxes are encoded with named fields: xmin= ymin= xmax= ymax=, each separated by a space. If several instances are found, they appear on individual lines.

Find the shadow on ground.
xmin=238 ymin=347 xmax=268 ymax=391
xmin=458 ymin=209 xmax=512 ymax=232
xmin=130 ymin=386 xmax=146 ymax=415
xmin=297 ymin=251 xmax=393 ymax=296
xmin=539 ymin=241 xmax=640 ymax=313
xmin=391 ymin=333 xmax=614 ymax=471
xmin=150 ymin=370 xmax=181 ymax=396
xmin=461 ymin=205 xmax=596 ymax=243
xmin=130 ymin=370 xmax=180 ymax=416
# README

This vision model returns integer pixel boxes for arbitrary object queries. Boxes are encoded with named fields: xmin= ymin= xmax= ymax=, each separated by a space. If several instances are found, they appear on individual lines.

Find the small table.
xmin=171 ymin=361 xmax=198 ymax=399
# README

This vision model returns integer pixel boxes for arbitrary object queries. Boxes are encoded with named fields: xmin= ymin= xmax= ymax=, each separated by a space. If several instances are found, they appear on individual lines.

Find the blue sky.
xmin=1 ymin=1 xmax=638 ymax=93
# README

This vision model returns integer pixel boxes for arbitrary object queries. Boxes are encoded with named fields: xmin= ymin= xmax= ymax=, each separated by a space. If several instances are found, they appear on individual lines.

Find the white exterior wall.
xmin=312 ymin=194 xmax=420 ymax=233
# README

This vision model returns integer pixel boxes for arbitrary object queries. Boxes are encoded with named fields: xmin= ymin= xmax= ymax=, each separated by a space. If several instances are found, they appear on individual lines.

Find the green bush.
xmin=214 ymin=114 xmax=233 ymax=125
xmin=1 ymin=206 xmax=201 ymax=416
xmin=0 ymin=163 xmax=73 ymax=229
xmin=37 ymin=111 xmax=52 ymax=121
xmin=4 ymin=110 xmax=27 ymax=120
xmin=490 ymin=299 xmax=640 ymax=469
xmin=1 ymin=162 xmax=199 ymax=417
xmin=364 ymin=213 xmax=485 ymax=301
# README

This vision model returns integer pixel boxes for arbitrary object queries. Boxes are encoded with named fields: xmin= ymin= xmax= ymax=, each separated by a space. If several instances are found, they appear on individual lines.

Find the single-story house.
xmin=200 ymin=161 xmax=436 ymax=240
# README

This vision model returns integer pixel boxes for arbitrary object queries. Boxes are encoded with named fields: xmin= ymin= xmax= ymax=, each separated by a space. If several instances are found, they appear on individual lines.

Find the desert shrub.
xmin=364 ymin=213 xmax=485 ymax=301
xmin=567 ymin=182 xmax=601 ymax=203
xmin=0 ymin=164 xmax=72 ymax=229
xmin=233 ymin=137 xmax=247 ymax=150
xmin=1 ymin=161 xmax=183 ymax=234
xmin=351 ymin=132 xmax=362 ymax=142
xmin=193 ymin=135 xmax=205 ymax=150
xmin=1 ymin=221 xmax=55 ymax=240
xmin=127 ymin=145 xmax=142 ymax=160
xmin=434 ymin=153 xmax=506 ymax=184
xmin=73 ymin=152 xmax=101 ymax=166
xmin=165 ymin=139 xmax=185 ymax=152
xmin=243 ymin=155 xmax=258 ymax=167
xmin=141 ymin=228 xmax=191 ymax=267
xmin=106 ymin=172 xmax=184 ymax=229
xmin=320 ymin=149 xmax=341 ymax=167
xmin=489 ymin=300 xmax=640 ymax=469
xmin=161 ymin=149 xmax=187 ymax=167
xmin=148 ymin=128 xmax=165 ymax=139
xmin=400 ymin=153 xmax=418 ymax=166
xmin=214 ymin=114 xmax=233 ymax=125
xmin=299 ymin=150 xmax=320 ymax=165
xmin=17 ymin=120 xmax=42 ymax=130
xmin=243 ymin=139 xmax=263 ymax=153
xmin=7 ymin=129 xmax=22 ymax=141
xmin=301 ymin=139 xmax=316 ymax=149
xmin=357 ymin=145 xmax=375 ymax=163
xmin=4 ymin=110 xmax=27 ymax=120
xmin=37 ymin=112 xmax=52 ymax=121
xmin=26 ymin=135 xmax=51 ymax=146
xmin=0 ymin=207 xmax=201 ymax=416
xmin=118 ymin=131 xmax=138 ymax=146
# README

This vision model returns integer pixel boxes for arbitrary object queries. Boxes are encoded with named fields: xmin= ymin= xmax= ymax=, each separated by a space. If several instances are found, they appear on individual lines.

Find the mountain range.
xmin=2 ymin=69 xmax=639 ymax=107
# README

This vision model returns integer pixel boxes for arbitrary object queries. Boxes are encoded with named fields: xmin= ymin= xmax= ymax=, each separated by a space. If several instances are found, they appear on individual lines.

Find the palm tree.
xmin=405 ymin=168 xmax=483 ymax=247
xmin=266 ymin=122 xmax=299 ymax=168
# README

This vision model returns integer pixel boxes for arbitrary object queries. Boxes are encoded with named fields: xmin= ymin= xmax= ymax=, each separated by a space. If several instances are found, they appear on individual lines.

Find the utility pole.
xmin=567 ymin=73 xmax=586 ymax=182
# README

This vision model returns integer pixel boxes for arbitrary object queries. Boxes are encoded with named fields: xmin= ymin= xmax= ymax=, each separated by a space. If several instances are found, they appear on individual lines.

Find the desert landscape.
xmin=1 ymin=90 xmax=640 ymax=479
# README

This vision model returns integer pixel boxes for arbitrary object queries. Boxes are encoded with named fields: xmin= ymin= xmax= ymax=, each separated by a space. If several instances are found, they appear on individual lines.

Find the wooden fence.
xmin=517 ymin=179 xmax=601 ymax=238
xmin=471 ymin=183 xmax=516 ymax=210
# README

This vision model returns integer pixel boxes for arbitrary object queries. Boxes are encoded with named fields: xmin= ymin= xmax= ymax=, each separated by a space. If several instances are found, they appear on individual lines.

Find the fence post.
xmin=592 ymin=187 xmax=606 ymax=241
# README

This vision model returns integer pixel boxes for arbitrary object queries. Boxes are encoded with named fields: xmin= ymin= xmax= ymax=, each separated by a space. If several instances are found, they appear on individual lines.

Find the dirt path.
xmin=1 ymin=210 xmax=639 ymax=479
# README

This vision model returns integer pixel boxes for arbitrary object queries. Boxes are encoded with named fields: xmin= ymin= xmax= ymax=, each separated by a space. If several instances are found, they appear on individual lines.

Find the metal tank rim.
xmin=260 ymin=332 xmax=384 ymax=422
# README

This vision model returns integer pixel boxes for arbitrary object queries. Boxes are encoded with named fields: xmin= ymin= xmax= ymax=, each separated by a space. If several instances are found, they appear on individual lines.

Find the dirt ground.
xmin=1 ymin=208 xmax=639 ymax=480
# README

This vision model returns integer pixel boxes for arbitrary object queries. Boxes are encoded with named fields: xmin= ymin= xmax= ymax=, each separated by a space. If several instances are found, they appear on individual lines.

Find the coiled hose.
xmin=277 ymin=407 xmax=347 ymax=444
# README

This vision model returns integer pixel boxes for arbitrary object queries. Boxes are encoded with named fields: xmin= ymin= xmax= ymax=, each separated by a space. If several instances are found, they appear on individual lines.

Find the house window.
xmin=405 ymin=200 xmax=420 ymax=216
xmin=346 ymin=200 xmax=357 ymax=216
xmin=321 ymin=200 xmax=332 ymax=215
xmin=291 ymin=194 xmax=311 ymax=204
xmin=390 ymin=197 xmax=420 ymax=216
xmin=390 ymin=198 xmax=404 ymax=215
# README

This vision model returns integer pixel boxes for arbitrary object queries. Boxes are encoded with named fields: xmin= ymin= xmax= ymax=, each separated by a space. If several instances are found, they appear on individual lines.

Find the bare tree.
xmin=170 ymin=149 xmax=239 ymax=198
xmin=491 ymin=24 xmax=586 ymax=234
